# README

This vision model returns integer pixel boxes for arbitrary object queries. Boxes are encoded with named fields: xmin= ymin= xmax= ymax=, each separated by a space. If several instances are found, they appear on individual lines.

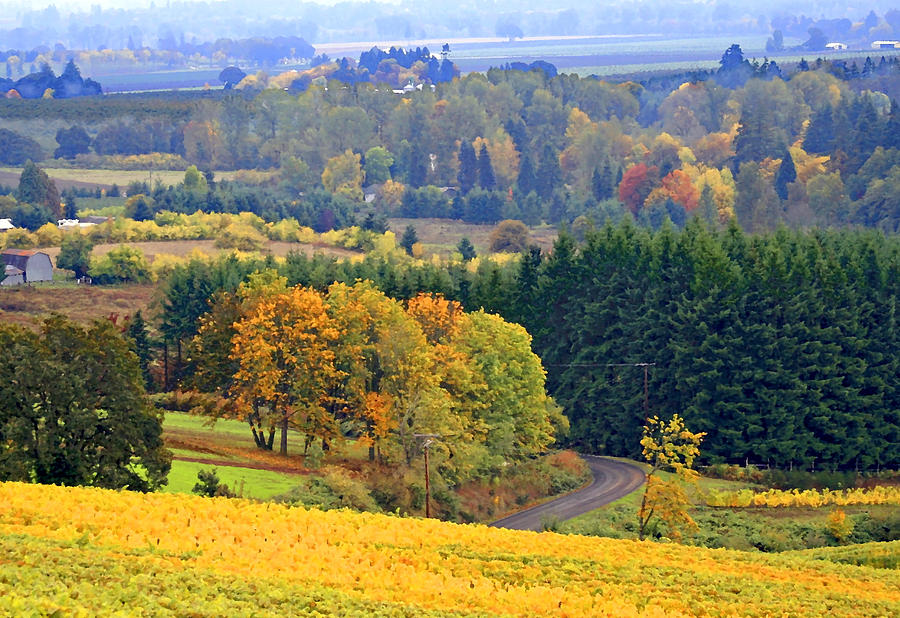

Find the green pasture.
xmin=163 ymin=411 xmax=253 ymax=441
xmin=164 ymin=460 xmax=302 ymax=500
xmin=162 ymin=411 xmax=305 ymax=500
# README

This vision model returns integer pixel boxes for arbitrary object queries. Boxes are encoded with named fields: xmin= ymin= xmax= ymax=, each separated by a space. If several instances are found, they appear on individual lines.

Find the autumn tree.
xmin=489 ymin=219 xmax=530 ymax=253
xmin=618 ymin=163 xmax=659 ymax=214
xmin=322 ymin=149 xmax=364 ymax=200
xmin=230 ymin=285 xmax=342 ymax=455
xmin=637 ymin=414 xmax=705 ymax=541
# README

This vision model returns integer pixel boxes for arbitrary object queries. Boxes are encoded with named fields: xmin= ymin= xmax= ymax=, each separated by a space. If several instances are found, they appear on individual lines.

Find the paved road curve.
xmin=489 ymin=456 xmax=645 ymax=531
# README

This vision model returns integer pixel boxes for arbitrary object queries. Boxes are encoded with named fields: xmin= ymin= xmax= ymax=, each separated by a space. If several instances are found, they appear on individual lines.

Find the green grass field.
xmin=164 ymin=460 xmax=302 ymax=500
xmin=162 ymin=412 xmax=307 ymax=501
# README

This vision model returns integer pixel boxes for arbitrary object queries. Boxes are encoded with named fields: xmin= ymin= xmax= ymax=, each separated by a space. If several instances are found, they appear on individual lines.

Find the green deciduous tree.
xmin=56 ymin=233 xmax=93 ymax=279
xmin=0 ymin=316 xmax=170 ymax=491
xmin=89 ymin=245 xmax=153 ymax=284
xmin=363 ymin=146 xmax=394 ymax=185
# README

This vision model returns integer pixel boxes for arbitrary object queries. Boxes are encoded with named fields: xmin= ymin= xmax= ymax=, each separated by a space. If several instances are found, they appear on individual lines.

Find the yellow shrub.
xmin=34 ymin=223 xmax=63 ymax=247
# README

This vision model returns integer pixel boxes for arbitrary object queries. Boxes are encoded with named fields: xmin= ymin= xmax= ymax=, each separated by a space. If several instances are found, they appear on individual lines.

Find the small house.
xmin=0 ymin=218 xmax=14 ymax=232
xmin=872 ymin=41 xmax=900 ymax=49
xmin=1 ymin=249 xmax=53 ymax=284
xmin=1 ymin=265 xmax=24 ymax=286
xmin=825 ymin=42 xmax=847 ymax=51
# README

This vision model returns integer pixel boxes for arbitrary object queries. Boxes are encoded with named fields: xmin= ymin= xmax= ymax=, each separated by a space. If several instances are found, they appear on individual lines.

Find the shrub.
xmin=89 ymin=245 xmax=153 ymax=284
xmin=826 ymin=509 xmax=854 ymax=543
xmin=2 ymin=228 xmax=37 ymax=249
xmin=540 ymin=513 xmax=561 ymax=532
xmin=214 ymin=222 xmax=267 ymax=251
xmin=489 ymin=219 xmax=529 ymax=253
xmin=192 ymin=468 xmax=235 ymax=498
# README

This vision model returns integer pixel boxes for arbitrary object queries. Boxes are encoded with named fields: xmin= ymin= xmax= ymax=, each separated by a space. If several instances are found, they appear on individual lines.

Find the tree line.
xmin=4 ymin=47 xmax=900 ymax=232
xmin=159 ymin=220 xmax=899 ymax=471
xmin=183 ymin=276 xmax=565 ymax=486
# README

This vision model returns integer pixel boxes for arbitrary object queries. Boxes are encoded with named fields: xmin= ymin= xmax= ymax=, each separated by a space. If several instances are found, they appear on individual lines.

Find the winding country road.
xmin=489 ymin=456 xmax=645 ymax=531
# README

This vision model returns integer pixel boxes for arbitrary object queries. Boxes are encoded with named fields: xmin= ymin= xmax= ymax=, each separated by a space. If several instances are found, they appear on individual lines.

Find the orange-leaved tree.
xmin=637 ymin=414 xmax=705 ymax=541
xmin=230 ymin=285 xmax=342 ymax=456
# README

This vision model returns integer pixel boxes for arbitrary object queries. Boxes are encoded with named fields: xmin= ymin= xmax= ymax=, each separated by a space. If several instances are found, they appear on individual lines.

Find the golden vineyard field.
xmin=1 ymin=482 xmax=898 ymax=617
xmin=705 ymin=485 xmax=900 ymax=508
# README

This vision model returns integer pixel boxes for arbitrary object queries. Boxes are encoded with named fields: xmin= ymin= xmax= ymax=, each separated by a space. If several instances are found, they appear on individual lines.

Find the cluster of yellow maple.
xmin=1 ymin=482 xmax=897 ymax=616
xmin=705 ymin=485 xmax=900 ymax=508
xmin=189 ymin=275 xmax=566 ymax=475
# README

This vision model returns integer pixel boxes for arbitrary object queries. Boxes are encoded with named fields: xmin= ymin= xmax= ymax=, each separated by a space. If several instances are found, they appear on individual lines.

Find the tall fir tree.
xmin=457 ymin=141 xmax=478 ymax=194
xmin=517 ymin=151 xmax=536 ymax=196
xmin=804 ymin=105 xmax=834 ymax=154
xmin=774 ymin=149 xmax=797 ymax=200
xmin=535 ymin=144 xmax=562 ymax=200
xmin=477 ymin=143 xmax=496 ymax=190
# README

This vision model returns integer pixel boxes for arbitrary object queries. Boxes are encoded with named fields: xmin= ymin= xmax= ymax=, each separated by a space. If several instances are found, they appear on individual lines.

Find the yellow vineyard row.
xmin=1 ymin=482 xmax=898 ymax=617
xmin=705 ymin=485 xmax=900 ymax=508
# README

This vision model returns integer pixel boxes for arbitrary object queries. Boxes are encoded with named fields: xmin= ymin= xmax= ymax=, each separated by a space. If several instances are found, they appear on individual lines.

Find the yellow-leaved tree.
xmin=638 ymin=414 xmax=705 ymax=541
xmin=230 ymin=284 xmax=343 ymax=455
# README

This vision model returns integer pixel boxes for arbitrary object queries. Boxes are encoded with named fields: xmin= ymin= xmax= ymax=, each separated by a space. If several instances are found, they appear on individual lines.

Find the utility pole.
xmin=642 ymin=363 xmax=650 ymax=418
xmin=413 ymin=433 xmax=440 ymax=518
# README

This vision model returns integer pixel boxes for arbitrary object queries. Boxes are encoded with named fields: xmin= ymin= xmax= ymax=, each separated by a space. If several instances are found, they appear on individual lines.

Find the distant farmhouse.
xmin=825 ymin=42 xmax=848 ymax=51
xmin=57 ymin=216 xmax=108 ymax=229
xmin=1 ymin=249 xmax=53 ymax=285
xmin=0 ymin=218 xmax=14 ymax=231
xmin=872 ymin=41 xmax=900 ymax=49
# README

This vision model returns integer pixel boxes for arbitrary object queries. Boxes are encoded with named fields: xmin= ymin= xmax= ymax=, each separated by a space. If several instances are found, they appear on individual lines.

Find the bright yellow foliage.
xmin=705 ymin=485 xmax=900 ymax=508
xmin=1 ymin=482 xmax=898 ymax=617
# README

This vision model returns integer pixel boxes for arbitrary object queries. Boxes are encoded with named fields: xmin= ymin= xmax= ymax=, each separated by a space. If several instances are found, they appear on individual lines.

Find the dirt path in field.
xmin=173 ymin=455 xmax=309 ymax=476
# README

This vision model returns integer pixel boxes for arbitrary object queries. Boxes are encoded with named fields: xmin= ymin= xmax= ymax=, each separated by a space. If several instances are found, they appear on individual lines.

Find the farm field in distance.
xmin=0 ymin=167 xmax=242 ymax=191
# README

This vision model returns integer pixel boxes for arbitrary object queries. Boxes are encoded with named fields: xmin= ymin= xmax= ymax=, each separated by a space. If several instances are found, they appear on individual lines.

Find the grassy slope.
xmin=0 ymin=282 xmax=157 ymax=329
xmin=162 ymin=412 xmax=308 ymax=501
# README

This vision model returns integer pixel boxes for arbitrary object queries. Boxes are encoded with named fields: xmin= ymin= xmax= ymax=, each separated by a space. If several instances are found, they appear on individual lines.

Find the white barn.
xmin=1 ymin=249 xmax=53 ymax=284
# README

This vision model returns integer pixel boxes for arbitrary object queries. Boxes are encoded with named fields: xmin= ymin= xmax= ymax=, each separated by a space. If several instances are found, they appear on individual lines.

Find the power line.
xmin=544 ymin=362 xmax=658 ymax=417
xmin=543 ymin=362 xmax=656 ymax=367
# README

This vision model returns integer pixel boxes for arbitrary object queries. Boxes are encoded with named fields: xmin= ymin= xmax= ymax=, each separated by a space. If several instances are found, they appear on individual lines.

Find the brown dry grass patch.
xmin=0 ymin=283 xmax=158 ymax=329
xmin=39 ymin=239 xmax=361 ymax=263
xmin=388 ymin=217 xmax=558 ymax=256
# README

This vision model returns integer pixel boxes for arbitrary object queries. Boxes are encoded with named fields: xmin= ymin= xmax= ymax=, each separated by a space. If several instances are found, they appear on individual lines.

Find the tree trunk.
xmin=163 ymin=341 xmax=169 ymax=391
xmin=280 ymin=412 xmax=288 ymax=456
xmin=176 ymin=339 xmax=182 ymax=384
